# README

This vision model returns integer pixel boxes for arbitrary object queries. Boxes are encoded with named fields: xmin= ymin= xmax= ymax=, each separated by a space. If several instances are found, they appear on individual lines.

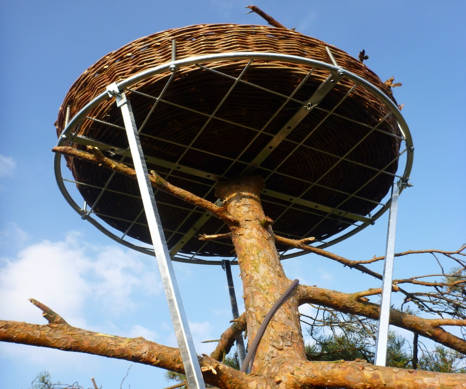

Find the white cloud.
xmin=0 ymin=154 xmax=15 ymax=177
xmin=0 ymin=233 xmax=161 ymax=325
xmin=189 ymin=321 xmax=215 ymax=354
xmin=127 ymin=324 xmax=158 ymax=341
xmin=158 ymin=320 xmax=216 ymax=355
xmin=0 ymin=235 xmax=89 ymax=325
xmin=0 ymin=233 xmax=164 ymax=365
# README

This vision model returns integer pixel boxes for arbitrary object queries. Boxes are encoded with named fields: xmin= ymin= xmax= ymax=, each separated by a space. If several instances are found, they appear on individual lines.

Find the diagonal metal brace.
xmin=105 ymin=82 xmax=206 ymax=389
xmin=374 ymin=181 xmax=400 ymax=366
xmin=246 ymin=71 xmax=343 ymax=170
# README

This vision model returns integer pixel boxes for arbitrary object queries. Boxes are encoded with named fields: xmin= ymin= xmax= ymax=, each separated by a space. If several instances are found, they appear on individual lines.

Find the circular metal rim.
xmin=54 ymin=51 xmax=413 ymax=265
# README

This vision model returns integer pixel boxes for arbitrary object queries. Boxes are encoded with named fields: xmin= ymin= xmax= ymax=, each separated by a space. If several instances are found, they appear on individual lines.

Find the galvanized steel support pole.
xmin=106 ymin=83 xmax=205 ymax=389
xmin=222 ymin=260 xmax=246 ymax=367
xmin=374 ymin=181 xmax=400 ymax=366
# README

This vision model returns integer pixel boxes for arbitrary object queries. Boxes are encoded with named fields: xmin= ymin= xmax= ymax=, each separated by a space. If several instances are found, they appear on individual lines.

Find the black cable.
xmin=241 ymin=279 xmax=300 ymax=373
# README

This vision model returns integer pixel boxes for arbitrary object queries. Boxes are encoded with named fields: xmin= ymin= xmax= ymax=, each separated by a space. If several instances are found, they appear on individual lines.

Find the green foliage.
xmin=305 ymin=326 xmax=465 ymax=372
xmin=31 ymin=372 xmax=54 ymax=389
xmin=31 ymin=372 xmax=83 ymax=389
xmin=419 ymin=346 xmax=466 ymax=373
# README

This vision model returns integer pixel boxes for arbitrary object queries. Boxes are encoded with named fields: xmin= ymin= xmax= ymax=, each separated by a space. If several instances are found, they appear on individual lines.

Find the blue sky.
xmin=1 ymin=1 xmax=465 ymax=388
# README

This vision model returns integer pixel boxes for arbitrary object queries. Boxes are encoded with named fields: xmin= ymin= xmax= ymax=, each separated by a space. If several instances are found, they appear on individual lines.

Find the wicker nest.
xmin=56 ymin=24 xmax=400 ymax=258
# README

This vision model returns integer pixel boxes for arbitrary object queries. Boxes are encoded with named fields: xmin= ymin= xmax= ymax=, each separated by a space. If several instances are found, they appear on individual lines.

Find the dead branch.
xmin=53 ymin=146 xmax=238 ymax=226
xmin=246 ymin=5 xmax=286 ymax=29
xmin=384 ymin=77 xmax=403 ymax=88
xmin=163 ymin=381 xmax=185 ymax=389
xmin=357 ymin=245 xmax=465 ymax=265
xmin=275 ymin=234 xmax=383 ymax=279
xmin=297 ymin=285 xmax=466 ymax=354
xmin=0 ymin=310 xmax=255 ymax=389
xmin=29 ymin=298 xmax=68 ymax=325
xmin=352 ymin=288 xmax=383 ymax=299
xmin=198 ymin=232 xmax=232 ymax=241
xmin=210 ymin=314 xmax=246 ymax=361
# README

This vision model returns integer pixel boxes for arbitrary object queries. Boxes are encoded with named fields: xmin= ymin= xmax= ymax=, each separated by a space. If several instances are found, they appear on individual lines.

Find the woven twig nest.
xmin=56 ymin=24 xmax=400 ymax=258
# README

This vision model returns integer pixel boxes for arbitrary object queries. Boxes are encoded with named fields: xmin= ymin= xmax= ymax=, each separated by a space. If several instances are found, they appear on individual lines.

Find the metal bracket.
xmin=106 ymin=82 xmax=127 ymax=107
xmin=170 ymin=39 xmax=177 ymax=72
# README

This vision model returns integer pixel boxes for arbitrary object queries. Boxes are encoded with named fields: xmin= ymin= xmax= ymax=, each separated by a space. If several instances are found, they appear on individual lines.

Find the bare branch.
xmin=0 ymin=319 xmax=255 ymax=389
xmin=163 ymin=381 xmax=185 ymax=389
xmin=358 ymin=245 xmax=465 ymax=265
xmin=29 ymin=298 xmax=68 ymax=325
xmin=210 ymin=314 xmax=246 ymax=361
xmin=198 ymin=232 xmax=232 ymax=241
xmin=275 ymin=234 xmax=383 ymax=280
xmin=246 ymin=5 xmax=286 ymax=28
xmin=53 ymin=146 xmax=238 ymax=226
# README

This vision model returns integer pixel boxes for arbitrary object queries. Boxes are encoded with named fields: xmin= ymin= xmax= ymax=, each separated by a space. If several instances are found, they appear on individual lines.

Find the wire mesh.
xmin=55 ymin=52 xmax=412 ymax=264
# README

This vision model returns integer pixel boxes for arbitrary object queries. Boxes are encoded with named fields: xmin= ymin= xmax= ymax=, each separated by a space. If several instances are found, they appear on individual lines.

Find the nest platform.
xmin=55 ymin=24 xmax=412 ymax=263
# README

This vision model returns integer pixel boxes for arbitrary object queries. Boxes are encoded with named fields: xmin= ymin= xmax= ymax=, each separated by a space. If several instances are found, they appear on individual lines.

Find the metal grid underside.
xmin=55 ymin=52 xmax=412 ymax=265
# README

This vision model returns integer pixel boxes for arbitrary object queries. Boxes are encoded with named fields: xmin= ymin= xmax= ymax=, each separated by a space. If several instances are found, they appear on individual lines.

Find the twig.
xmin=413 ymin=333 xmax=419 ymax=369
xmin=91 ymin=378 xmax=99 ymax=389
xmin=348 ymin=245 xmax=465 ymax=265
xmin=202 ymin=339 xmax=221 ymax=343
xmin=384 ymin=77 xmax=402 ymax=88
xmin=210 ymin=314 xmax=246 ymax=361
xmin=198 ymin=232 xmax=232 ymax=241
xmin=29 ymin=298 xmax=68 ymax=325
xmin=246 ymin=5 xmax=287 ymax=28
xmin=163 ymin=381 xmax=186 ymax=389
xmin=120 ymin=365 xmax=132 ymax=389
xmin=275 ymin=234 xmax=382 ymax=280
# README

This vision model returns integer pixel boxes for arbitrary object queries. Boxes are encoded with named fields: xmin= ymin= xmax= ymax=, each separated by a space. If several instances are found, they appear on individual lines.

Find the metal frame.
xmin=105 ymin=82 xmax=205 ymax=388
xmin=375 ymin=181 xmax=401 ymax=366
xmin=222 ymin=260 xmax=246 ymax=368
xmin=55 ymin=51 xmax=413 ymax=265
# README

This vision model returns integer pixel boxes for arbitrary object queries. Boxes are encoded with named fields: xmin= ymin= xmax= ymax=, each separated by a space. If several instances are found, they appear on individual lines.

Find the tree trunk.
xmin=216 ymin=176 xmax=306 ymax=379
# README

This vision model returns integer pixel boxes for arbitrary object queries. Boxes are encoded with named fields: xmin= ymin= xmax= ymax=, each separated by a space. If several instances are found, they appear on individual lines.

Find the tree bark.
xmin=289 ymin=359 xmax=465 ymax=389
xmin=0 ymin=320 xmax=262 ymax=389
xmin=216 ymin=176 xmax=306 ymax=378
xmin=2 ymin=319 xmax=465 ymax=388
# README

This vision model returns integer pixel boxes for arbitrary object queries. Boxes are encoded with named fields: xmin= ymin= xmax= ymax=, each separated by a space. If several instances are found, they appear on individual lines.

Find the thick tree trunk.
xmin=216 ymin=176 xmax=306 ymax=378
